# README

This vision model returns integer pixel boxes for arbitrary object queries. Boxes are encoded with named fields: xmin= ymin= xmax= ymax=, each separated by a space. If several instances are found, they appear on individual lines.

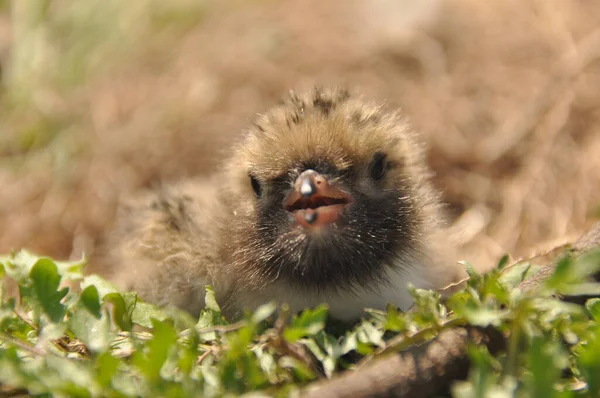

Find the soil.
xmin=1 ymin=0 xmax=599 ymax=273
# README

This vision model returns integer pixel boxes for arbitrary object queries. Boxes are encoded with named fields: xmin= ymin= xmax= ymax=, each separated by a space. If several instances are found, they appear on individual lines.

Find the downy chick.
xmin=108 ymin=88 xmax=462 ymax=321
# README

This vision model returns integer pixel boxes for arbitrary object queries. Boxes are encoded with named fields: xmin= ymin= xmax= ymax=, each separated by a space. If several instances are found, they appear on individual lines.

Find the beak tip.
xmin=299 ymin=179 xmax=315 ymax=197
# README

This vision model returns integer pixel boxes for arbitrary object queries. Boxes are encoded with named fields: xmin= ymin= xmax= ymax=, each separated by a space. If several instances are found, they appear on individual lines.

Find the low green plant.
xmin=0 ymin=249 xmax=599 ymax=397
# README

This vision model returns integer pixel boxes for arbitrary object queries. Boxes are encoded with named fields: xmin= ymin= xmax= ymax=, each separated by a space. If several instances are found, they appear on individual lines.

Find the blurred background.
xmin=0 ymin=0 xmax=599 ymax=272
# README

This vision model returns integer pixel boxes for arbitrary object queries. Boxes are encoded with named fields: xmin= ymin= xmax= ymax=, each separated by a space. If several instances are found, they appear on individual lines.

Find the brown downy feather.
xmin=107 ymin=88 xmax=462 ymax=321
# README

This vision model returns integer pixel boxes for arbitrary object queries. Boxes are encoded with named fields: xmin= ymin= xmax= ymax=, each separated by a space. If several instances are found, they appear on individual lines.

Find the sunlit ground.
xmin=0 ymin=0 xmax=599 ymax=274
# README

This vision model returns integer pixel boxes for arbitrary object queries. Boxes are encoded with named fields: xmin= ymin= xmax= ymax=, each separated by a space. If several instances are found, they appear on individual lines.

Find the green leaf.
xmin=0 ymin=307 xmax=13 ymax=327
xmin=2 ymin=246 xmax=599 ymax=396
xmin=0 ymin=347 xmax=35 ymax=391
xmin=80 ymin=275 xmax=120 ymax=298
xmin=586 ymin=298 xmax=600 ymax=321
xmin=499 ymin=262 xmax=542 ymax=289
xmin=456 ymin=344 xmax=501 ymax=398
xmin=547 ymin=251 xmax=600 ymax=292
xmin=409 ymin=285 xmax=444 ymax=324
xmin=178 ymin=328 xmax=199 ymax=376
xmin=69 ymin=306 xmax=112 ymax=353
xmin=204 ymin=285 xmax=221 ymax=313
xmin=559 ymin=282 xmax=600 ymax=297
xmin=460 ymin=260 xmax=480 ymax=280
xmin=355 ymin=341 xmax=374 ymax=356
xmin=313 ymin=331 xmax=342 ymax=376
xmin=251 ymin=302 xmax=277 ymax=324
xmin=548 ymin=255 xmax=573 ymax=287
xmin=95 ymin=352 xmax=119 ymax=388
xmin=339 ymin=330 xmax=358 ymax=355
xmin=356 ymin=320 xmax=385 ymax=348
xmin=576 ymin=326 xmax=600 ymax=396
xmin=3 ymin=250 xmax=84 ymax=283
xmin=283 ymin=305 xmax=327 ymax=343
xmin=496 ymin=254 xmax=510 ymax=270
xmin=79 ymin=285 xmax=101 ymax=318
xmin=526 ymin=337 xmax=567 ymax=398
xmin=253 ymin=345 xmax=276 ymax=381
xmin=571 ymin=250 xmax=600 ymax=280
xmin=532 ymin=298 xmax=584 ymax=318
xmin=53 ymin=256 xmax=87 ymax=281
xmin=3 ymin=250 xmax=47 ymax=282
xmin=301 ymin=338 xmax=326 ymax=362
xmin=279 ymin=356 xmax=315 ymax=382
xmin=481 ymin=274 xmax=510 ymax=304
xmin=455 ymin=302 xmax=507 ymax=327
xmin=133 ymin=319 xmax=177 ymax=383
xmin=196 ymin=312 xmax=227 ymax=342
xmin=29 ymin=258 xmax=67 ymax=323
xmin=131 ymin=301 xmax=169 ymax=329
xmin=103 ymin=292 xmax=134 ymax=331
xmin=383 ymin=305 xmax=406 ymax=332
xmin=45 ymin=354 xmax=97 ymax=395
xmin=161 ymin=306 xmax=197 ymax=330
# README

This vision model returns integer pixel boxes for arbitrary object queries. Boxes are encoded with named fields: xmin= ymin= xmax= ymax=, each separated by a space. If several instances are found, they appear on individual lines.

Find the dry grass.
xmin=0 ymin=0 xmax=599 ymax=272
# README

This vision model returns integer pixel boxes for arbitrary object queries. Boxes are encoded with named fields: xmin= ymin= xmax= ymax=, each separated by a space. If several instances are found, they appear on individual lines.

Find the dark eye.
xmin=250 ymin=175 xmax=262 ymax=198
xmin=369 ymin=152 xmax=388 ymax=180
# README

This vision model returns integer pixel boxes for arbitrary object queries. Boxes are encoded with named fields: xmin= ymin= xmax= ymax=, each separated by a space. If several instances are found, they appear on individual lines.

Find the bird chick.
xmin=108 ymin=88 xmax=462 ymax=322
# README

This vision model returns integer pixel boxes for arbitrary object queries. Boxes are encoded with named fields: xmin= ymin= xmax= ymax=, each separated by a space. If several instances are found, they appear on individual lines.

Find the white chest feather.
xmin=239 ymin=257 xmax=434 ymax=322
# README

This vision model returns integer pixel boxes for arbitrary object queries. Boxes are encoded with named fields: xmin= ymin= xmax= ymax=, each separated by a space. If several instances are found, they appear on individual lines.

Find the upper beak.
xmin=283 ymin=169 xmax=352 ymax=227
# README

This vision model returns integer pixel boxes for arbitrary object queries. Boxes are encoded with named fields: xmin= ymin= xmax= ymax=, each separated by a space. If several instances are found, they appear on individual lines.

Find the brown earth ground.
xmin=0 ymin=0 xmax=599 ymax=275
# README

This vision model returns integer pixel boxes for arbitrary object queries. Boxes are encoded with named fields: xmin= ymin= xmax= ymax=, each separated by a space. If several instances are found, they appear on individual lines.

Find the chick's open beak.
xmin=283 ymin=169 xmax=352 ymax=228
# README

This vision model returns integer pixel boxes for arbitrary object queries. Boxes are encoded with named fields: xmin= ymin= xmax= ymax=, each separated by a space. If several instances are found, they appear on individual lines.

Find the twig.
xmin=112 ymin=320 xmax=246 ymax=342
xmin=12 ymin=309 xmax=37 ymax=330
xmin=0 ymin=331 xmax=45 ymax=357
xmin=196 ymin=348 xmax=213 ymax=365
xmin=437 ymin=242 xmax=572 ymax=295
xmin=302 ymin=222 xmax=600 ymax=398
xmin=0 ymin=385 xmax=29 ymax=398
xmin=379 ymin=318 xmax=464 ymax=357
xmin=194 ymin=321 xmax=246 ymax=335
xmin=269 ymin=305 xmax=320 ymax=375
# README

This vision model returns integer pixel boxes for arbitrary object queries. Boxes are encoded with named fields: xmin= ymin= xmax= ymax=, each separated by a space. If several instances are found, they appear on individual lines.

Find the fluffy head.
xmin=219 ymin=88 xmax=442 ymax=293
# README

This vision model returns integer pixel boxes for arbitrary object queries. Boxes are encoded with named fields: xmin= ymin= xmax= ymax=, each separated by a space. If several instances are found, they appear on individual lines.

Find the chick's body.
xmin=109 ymin=88 xmax=461 ymax=321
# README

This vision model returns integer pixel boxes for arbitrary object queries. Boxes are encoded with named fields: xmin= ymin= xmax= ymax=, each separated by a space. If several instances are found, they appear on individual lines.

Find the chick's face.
xmin=223 ymin=90 xmax=425 ymax=291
